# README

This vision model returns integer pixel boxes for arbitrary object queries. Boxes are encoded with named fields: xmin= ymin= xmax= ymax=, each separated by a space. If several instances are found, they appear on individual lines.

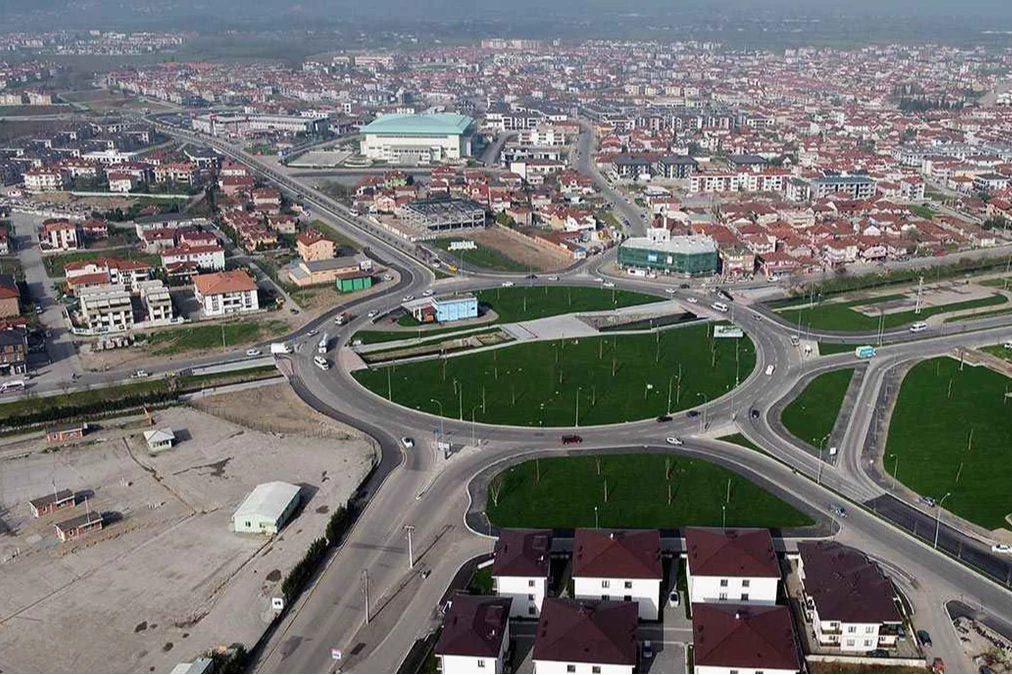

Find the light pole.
xmin=594 ymin=506 xmax=599 ymax=529
xmin=697 ymin=392 xmax=708 ymax=433
xmin=361 ymin=569 xmax=370 ymax=624
xmin=404 ymin=525 xmax=415 ymax=570
xmin=889 ymin=453 xmax=899 ymax=490
xmin=429 ymin=398 xmax=444 ymax=446
xmin=817 ymin=432 xmax=831 ymax=486
xmin=471 ymin=404 xmax=481 ymax=447
xmin=721 ymin=503 xmax=727 ymax=530
xmin=575 ymin=386 xmax=582 ymax=427
xmin=934 ymin=492 xmax=952 ymax=549
xmin=667 ymin=374 xmax=674 ymax=414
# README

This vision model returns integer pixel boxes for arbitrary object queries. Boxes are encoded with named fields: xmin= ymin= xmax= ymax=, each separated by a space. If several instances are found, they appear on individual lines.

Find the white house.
xmin=796 ymin=541 xmax=903 ymax=652
xmin=692 ymin=604 xmax=801 ymax=675
xmin=684 ymin=528 xmax=780 ymax=606
xmin=572 ymin=529 xmax=662 ymax=620
xmin=78 ymin=284 xmax=134 ymax=333
xmin=41 ymin=220 xmax=80 ymax=251
xmin=436 ymin=595 xmax=512 ymax=675
xmin=232 ymin=482 xmax=301 ymax=535
xmin=493 ymin=529 xmax=552 ymax=618
xmin=161 ymin=243 xmax=226 ymax=272
xmin=192 ymin=270 xmax=259 ymax=317
xmin=532 ymin=598 xmax=638 ymax=675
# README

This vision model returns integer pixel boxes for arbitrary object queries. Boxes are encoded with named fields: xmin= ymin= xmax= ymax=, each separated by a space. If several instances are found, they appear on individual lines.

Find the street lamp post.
xmin=934 ymin=492 xmax=952 ymax=549
xmin=429 ymin=398 xmax=444 ymax=446
xmin=697 ymin=392 xmax=708 ymax=433
xmin=575 ymin=386 xmax=582 ymax=427
xmin=404 ymin=525 xmax=415 ymax=570
xmin=818 ymin=433 xmax=831 ymax=486
xmin=594 ymin=506 xmax=599 ymax=529
xmin=471 ymin=404 xmax=481 ymax=447
xmin=890 ymin=453 xmax=899 ymax=490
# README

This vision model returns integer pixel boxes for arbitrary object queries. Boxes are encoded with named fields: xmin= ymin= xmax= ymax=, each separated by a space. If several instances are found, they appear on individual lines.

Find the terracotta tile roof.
xmin=193 ymin=270 xmax=257 ymax=296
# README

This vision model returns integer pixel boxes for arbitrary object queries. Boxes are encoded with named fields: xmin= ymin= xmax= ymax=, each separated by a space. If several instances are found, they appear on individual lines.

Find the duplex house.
xmin=436 ymin=595 xmax=512 ymax=675
xmin=192 ymin=270 xmax=259 ymax=317
xmin=692 ymin=604 xmax=801 ymax=675
xmin=492 ymin=529 xmax=552 ymax=618
xmin=796 ymin=541 xmax=903 ymax=652
xmin=532 ymin=598 xmax=638 ymax=675
xmin=684 ymin=528 xmax=780 ymax=606
xmin=573 ymin=529 xmax=662 ymax=620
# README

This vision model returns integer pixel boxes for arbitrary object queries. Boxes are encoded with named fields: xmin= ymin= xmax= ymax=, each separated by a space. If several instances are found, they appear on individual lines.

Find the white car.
xmin=665 ymin=288 xmax=677 ymax=295
xmin=382 ymin=274 xmax=393 ymax=281
xmin=402 ymin=295 xmax=414 ymax=302
xmin=686 ymin=297 xmax=698 ymax=304
xmin=501 ymin=281 xmax=514 ymax=287
xmin=993 ymin=544 xmax=1012 ymax=554
xmin=367 ymin=310 xmax=378 ymax=318
xmin=668 ymin=591 xmax=680 ymax=607
xmin=602 ymin=281 xmax=616 ymax=288
xmin=401 ymin=437 xmax=415 ymax=449
xmin=422 ymin=289 xmax=434 ymax=296
xmin=313 ymin=355 xmax=331 ymax=371
xmin=246 ymin=348 xmax=261 ymax=357
xmin=305 ymin=329 xmax=319 ymax=338
xmin=593 ymin=277 xmax=604 ymax=283
xmin=548 ymin=275 xmax=560 ymax=281
xmin=131 ymin=369 xmax=149 ymax=379
xmin=666 ymin=437 xmax=684 ymax=446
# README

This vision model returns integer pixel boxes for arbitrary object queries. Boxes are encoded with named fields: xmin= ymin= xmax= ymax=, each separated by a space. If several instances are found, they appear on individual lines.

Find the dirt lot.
xmin=0 ymin=402 xmax=376 ymax=673
xmin=30 ymin=191 xmax=145 ymax=212
xmin=471 ymin=228 xmax=570 ymax=272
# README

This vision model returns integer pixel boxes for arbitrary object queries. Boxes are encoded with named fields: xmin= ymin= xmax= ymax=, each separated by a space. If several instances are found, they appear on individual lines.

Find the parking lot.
xmin=0 ymin=405 xmax=375 ymax=673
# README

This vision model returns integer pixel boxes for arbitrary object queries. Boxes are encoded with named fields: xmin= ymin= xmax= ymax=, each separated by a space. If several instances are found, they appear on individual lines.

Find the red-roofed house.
xmin=192 ymin=270 xmax=259 ymax=316
xmin=492 ymin=529 xmax=552 ymax=618
xmin=435 ymin=595 xmax=512 ymax=675
xmin=692 ymin=604 xmax=801 ymax=674
xmin=684 ymin=528 xmax=780 ymax=606
xmin=533 ymin=598 xmax=638 ymax=675
xmin=573 ymin=529 xmax=662 ymax=620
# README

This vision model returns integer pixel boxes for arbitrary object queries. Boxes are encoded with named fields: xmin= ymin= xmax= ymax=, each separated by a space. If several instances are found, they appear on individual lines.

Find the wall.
xmin=687 ymin=573 xmax=778 ymax=606
xmin=573 ymin=577 xmax=660 ymax=620
xmin=494 ymin=575 xmax=547 ymax=618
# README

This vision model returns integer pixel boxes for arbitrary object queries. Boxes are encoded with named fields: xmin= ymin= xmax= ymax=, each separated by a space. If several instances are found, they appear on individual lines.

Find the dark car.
xmin=562 ymin=434 xmax=583 ymax=445
xmin=656 ymin=414 xmax=672 ymax=422
xmin=866 ymin=649 xmax=889 ymax=658
xmin=750 ymin=408 xmax=760 ymax=419
xmin=686 ymin=410 xmax=700 ymax=418
xmin=525 ymin=273 xmax=538 ymax=279
xmin=917 ymin=630 xmax=932 ymax=648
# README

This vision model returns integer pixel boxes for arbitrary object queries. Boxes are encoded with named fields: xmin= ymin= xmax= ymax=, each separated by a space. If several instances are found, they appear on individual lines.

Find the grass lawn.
xmin=886 ymin=357 xmax=1012 ymax=530
xmin=908 ymin=205 xmax=936 ymax=219
xmin=943 ymin=307 xmax=1012 ymax=323
xmin=43 ymin=248 xmax=159 ymax=277
xmin=354 ymin=322 xmax=494 ymax=345
xmin=776 ymin=293 xmax=1008 ymax=332
xmin=818 ymin=342 xmax=862 ymax=355
xmin=308 ymin=219 xmax=360 ymax=251
xmin=468 ymin=566 xmax=494 ymax=594
xmin=486 ymin=454 xmax=813 ymax=529
xmin=983 ymin=344 xmax=1012 ymax=363
xmin=354 ymin=323 xmax=755 ymax=426
xmin=145 ymin=319 xmax=289 ymax=355
xmin=717 ymin=433 xmax=763 ymax=453
xmin=432 ymin=238 xmax=529 ymax=273
xmin=0 ymin=256 xmax=24 ymax=279
xmin=781 ymin=368 xmax=855 ymax=448
xmin=981 ymin=277 xmax=1012 ymax=289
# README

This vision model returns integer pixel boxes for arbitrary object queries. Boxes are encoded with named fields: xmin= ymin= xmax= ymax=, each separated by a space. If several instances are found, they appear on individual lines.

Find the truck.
xmin=855 ymin=345 xmax=877 ymax=359
xmin=334 ymin=312 xmax=348 ymax=326
xmin=318 ymin=333 xmax=329 ymax=355
xmin=270 ymin=342 xmax=292 ymax=355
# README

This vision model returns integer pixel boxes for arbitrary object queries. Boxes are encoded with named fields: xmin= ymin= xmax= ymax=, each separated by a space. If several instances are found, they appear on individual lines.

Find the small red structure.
xmin=28 ymin=489 xmax=75 ymax=518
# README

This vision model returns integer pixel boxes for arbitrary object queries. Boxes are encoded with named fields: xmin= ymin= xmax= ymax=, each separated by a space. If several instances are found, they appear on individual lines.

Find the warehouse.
xmin=402 ymin=198 xmax=486 ymax=234
xmin=618 ymin=228 xmax=718 ymax=276
xmin=360 ymin=113 xmax=476 ymax=164
xmin=232 ymin=481 xmax=302 ymax=535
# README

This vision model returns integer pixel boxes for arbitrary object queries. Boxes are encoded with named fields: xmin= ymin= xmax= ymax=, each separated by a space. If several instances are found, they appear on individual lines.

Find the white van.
xmin=711 ymin=302 xmax=729 ymax=313
xmin=765 ymin=364 xmax=776 ymax=376
xmin=0 ymin=380 xmax=25 ymax=394
xmin=626 ymin=268 xmax=647 ymax=278
xmin=313 ymin=355 xmax=331 ymax=371
xmin=910 ymin=322 xmax=928 ymax=333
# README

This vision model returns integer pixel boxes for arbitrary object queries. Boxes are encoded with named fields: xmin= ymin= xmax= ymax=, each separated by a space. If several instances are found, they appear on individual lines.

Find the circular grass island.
xmin=352 ymin=322 xmax=756 ymax=427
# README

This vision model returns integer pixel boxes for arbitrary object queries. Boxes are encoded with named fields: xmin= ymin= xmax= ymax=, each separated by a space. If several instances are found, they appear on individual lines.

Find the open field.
xmin=432 ymin=228 xmax=568 ymax=273
xmin=781 ymin=368 xmax=855 ymax=448
xmin=432 ymin=237 xmax=529 ymax=273
xmin=144 ymin=319 xmax=290 ymax=356
xmin=486 ymin=454 xmax=813 ymax=529
xmin=886 ymin=357 xmax=1012 ymax=531
xmin=42 ymin=247 xmax=158 ymax=277
xmin=354 ymin=324 xmax=755 ymax=426
xmin=0 ymin=405 xmax=375 ymax=673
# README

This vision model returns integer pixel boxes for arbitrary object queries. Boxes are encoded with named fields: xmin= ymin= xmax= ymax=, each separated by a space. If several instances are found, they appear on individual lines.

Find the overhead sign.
xmin=448 ymin=240 xmax=477 ymax=251
xmin=713 ymin=325 xmax=744 ymax=339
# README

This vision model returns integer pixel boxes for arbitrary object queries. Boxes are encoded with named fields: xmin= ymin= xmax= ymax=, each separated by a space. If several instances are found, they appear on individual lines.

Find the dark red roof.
xmin=533 ymin=598 xmax=637 ymax=666
xmin=573 ymin=529 xmax=661 ymax=580
xmin=692 ymin=604 xmax=800 ymax=671
xmin=436 ymin=594 xmax=511 ymax=658
xmin=798 ymin=541 xmax=902 ymax=625
xmin=493 ymin=529 xmax=552 ymax=578
xmin=684 ymin=528 xmax=779 ymax=578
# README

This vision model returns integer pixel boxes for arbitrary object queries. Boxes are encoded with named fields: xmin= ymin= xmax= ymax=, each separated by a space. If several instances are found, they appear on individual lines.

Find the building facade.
xmin=618 ymin=228 xmax=718 ymax=276
xmin=360 ymin=113 xmax=475 ymax=164
xmin=192 ymin=270 xmax=259 ymax=317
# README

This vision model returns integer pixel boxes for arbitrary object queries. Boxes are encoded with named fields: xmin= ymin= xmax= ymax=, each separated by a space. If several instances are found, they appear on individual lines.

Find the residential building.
xmin=78 ymin=284 xmax=134 ymax=332
xmin=161 ymin=243 xmax=226 ymax=272
xmin=28 ymin=489 xmax=75 ymax=518
xmin=532 ymin=598 xmax=638 ymax=675
xmin=23 ymin=167 xmax=65 ymax=192
xmin=810 ymin=175 xmax=877 ymax=200
xmin=232 ymin=482 xmax=301 ymax=535
xmin=492 ymin=529 xmax=552 ymax=618
xmin=64 ymin=258 xmax=153 ymax=294
xmin=0 ymin=274 xmax=20 ymax=318
xmin=0 ymin=327 xmax=28 ymax=374
xmin=691 ymin=604 xmax=801 ymax=675
xmin=138 ymin=280 xmax=174 ymax=323
xmin=654 ymin=155 xmax=699 ymax=179
xmin=436 ymin=595 xmax=512 ymax=674
xmin=684 ymin=528 xmax=780 ymax=606
xmin=796 ymin=541 xmax=903 ymax=652
xmin=618 ymin=228 xmax=718 ymax=276
xmin=360 ymin=113 xmax=476 ymax=163
xmin=41 ymin=220 xmax=80 ymax=251
xmin=55 ymin=512 xmax=104 ymax=542
xmin=192 ymin=270 xmax=259 ymax=316
xmin=572 ymin=529 xmax=662 ymax=620
xmin=296 ymin=229 xmax=337 ymax=262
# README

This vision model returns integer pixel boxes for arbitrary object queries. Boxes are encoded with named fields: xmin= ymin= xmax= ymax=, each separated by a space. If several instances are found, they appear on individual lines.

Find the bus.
xmin=854 ymin=345 xmax=877 ymax=359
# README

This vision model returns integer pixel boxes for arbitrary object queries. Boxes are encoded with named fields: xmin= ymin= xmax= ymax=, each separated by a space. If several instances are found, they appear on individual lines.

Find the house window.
xmin=602 ymin=594 xmax=610 ymax=601
xmin=528 ymin=579 xmax=536 ymax=587
xmin=865 ymin=626 xmax=875 ymax=633
xmin=864 ymin=639 xmax=873 ymax=647
xmin=624 ymin=581 xmax=632 ymax=589
xmin=742 ymin=579 xmax=750 ymax=588
xmin=719 ymin=592 xmax=727 ymax=601
xmin=528 ymin=594 xmax=535 ymax=601
xmin=528 ymin=606 xmax=536 ymax=615
xmin=845 ymin=639 xmax=855 ymax=647
xmin=477 ymin=660 xmax=485 ymax=668
xmin=601 ymin=580 xmax=610 ymax=589
xmin=847 ymin=626 xmax=857 ymax=633
xmin=741 ymin=593 xmax=749 ymax=602
xmin=593 ymin=668 xmax=601 ymax=675
xmin=720 ymin=579 xmax=728 ymax=587
xmin=624 ymin=595 xmax=632 ymax=602
xmin=567 ymin=666 xmax=576 ymax=673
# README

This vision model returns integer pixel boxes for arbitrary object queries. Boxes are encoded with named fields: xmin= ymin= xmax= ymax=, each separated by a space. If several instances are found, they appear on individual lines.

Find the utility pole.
xmin=575 ymin=387 xmax=581 ymax=427
xmin=934 ymin=492 xmax=952 ymax=549
xmin=404 ymin=525 xmax=415 ymax=570
xmin=594 ymin=505 xmax=599 ymax=529
xmin=915 ymin=275 xmax=924 ymax=314
xmin=362 ymin=569 xmax=370 ymax=624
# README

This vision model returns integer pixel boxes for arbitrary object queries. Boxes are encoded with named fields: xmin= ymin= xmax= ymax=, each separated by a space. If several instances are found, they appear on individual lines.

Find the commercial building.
xmin=232 ymin=481 xmax=301 ymax=535
xmin=192 ymin=270 xmax=259 ymax=316
xmin=618 ymin=228 xmax=718 ymax=276
xmin=436 ymin=595 xmax=512 ymax=674
xmin=691 ymin=604 xmax=801 ymax=675
xmin=402 ymin=293 xmax=479 ymax=323
xmin=685 ymin=528 xmax=780 ymax=606
xmin=796 ymin=541 xmax=903 ymax=652
xmin=810 ymin=175 xmax=877 ymax=200
xmin=78 ymin=284 xmax=134 ymax=332
xmin=285 ymin=253 xmax=374 ymax=290
xmin=493 ymin=529 xmax=552 ymax=619
xmin=572 ymin=529 xmax=662 ymax=621
xmin=401 ymin=198 xmax=486 ymax=234
xmin=532 ymin=598 xmax=638 ymax=675
xmin=192 ymin=113 xmax=328 ymax=138
xmin=360 ymin=113 xmax=476 ymax=164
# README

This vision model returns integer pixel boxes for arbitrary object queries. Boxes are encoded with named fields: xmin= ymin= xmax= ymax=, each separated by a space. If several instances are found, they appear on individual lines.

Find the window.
xmin=601 ymin=580 xmax=610 ymax=589
xmin=602 ymin=594 xmax=610 ymax=601
xmin=477 ymin=660 xmax=485 ymax=668
xmin=528 ymin=594 xmax=535 ymax=601
xmin=528 ymin=606 xmax=536 ymax=615
xmin=865 ymin=626 xmax=875 ymax=633
xmin=592 ymin=668 xmax=601 ymax=675
xmin=567 ymin=666 xmax=576 ymax=673
xmin=847 ymin=626 xmax=857 ymax=633
xmin=720 ymin=579 xmax=728 ymax=587
xmin=719 ymin=592 xmax=727 ymax=601
xmin=845 ymin=639 xmax=855 ymax=647
xmin=528 ymin=579 xmax=536 ymax=587
xmin=742 ymin=579 xmax=750 ymax=588
xmin=624 ymin=581 xmax=632 ymax=589
xmin=740 ymin=593 xmax=749 ymax=602
xmin=864 ymin=639 xmax=873 ymax=647
xmin=624 ymin=595 xmax=632 ymax=602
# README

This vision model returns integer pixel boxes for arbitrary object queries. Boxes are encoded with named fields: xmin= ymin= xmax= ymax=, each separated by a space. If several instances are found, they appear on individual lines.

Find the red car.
xmin=562 ymin=434 xmax=583 ymax=445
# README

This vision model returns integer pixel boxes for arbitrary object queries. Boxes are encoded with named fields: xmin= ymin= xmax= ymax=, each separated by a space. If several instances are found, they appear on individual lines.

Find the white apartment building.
xmin=41 ymin=220 xmax=80 ymax=251
xmin=518 ymin=126 xmax=569 ymax=146
xmin=161 ymin=244 xmax=226 ymax=272
xmin=24 ymin=168 xmax=66 ymax=192
xmin=436 ymin=595 xmax=512 ymax=675
xmin=492 ymin=529 xmax=552 ymax=618
xmin=684 ymin=528 xmax=780 ymax=606
xmin=138 ymin=280 xmax=174 ymax=324
xmin=572 ymin=529 xmax=662 ymax=621
xmin=532 ymin=599 xmax=637 ymax=675
xmin=78 ymin=284 xmax=134 ymax=332
xmin=192 ymin=270 xmax=259 ymax=317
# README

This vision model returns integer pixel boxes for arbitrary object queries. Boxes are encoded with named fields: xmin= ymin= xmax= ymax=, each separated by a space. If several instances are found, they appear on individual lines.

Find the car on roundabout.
xmin=656 ymin=414 xmax=672 ymax=422
xmin=666 ymin=437 xmax=684 ymax=446
xmin=501 ymin=281 xmax=514 ymax=287
xmin=561 ymin=434 xmax=583 ymax=445
xmin=401 ymin=437 xmax=415 ymax=449
xmin=246 ymin=348 xmax=261 ymax=357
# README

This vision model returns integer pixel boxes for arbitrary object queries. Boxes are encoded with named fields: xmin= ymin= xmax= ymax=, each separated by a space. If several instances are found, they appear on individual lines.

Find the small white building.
xmin=193 ymin=270 xmax=259 ymax=317
xmin=138 ymin=280 xmax=174 ymax=323
xmin=78 ymin=283 xmax=134 ymax=333
xmin=143 ymin=428 xmax=175 ymax=453
xmin=492 ymin=529 xmax=552 ymax=618
xmin=436 ymin=595 xmax=512 ymax=674
xmin=692 ymin=604 xmax=801 ymax=675
xmin=232 ymin=481 xmax=301 ymax=535
xmin=572 ymin=529 xmax=662 ymax=621
xmin=684 ymin=528 xmax=780 ymax=606
xmin=533 ymin=598 xmax=638 ymax=675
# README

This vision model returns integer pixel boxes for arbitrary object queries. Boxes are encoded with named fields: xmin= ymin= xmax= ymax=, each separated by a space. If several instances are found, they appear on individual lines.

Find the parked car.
xmin=402 ymin=295 xmax=414 ymax=302
xmin=422 ymin=289 xmax=434 ymax=296
xmin=668 ymin=591 xmax=680 ymax=607
xmin=666 ymin=437 xmax=684 ymax=446
xmin=561 ymin=434 xmax=583 ymax=445
xmin=686 ymin=410 xmax=700 ymax=418
xmin=367 ymin=310 xmax=378 ymax=318
xmin=641 ymin=640 xmax=654 ymax=661
xmin=401 ymin=437 xmax=415 ymax=449
xmin=866 ymin=649 xmax=889 ymax=658
xmin=548 ymin=276 xmax=560 ymax=281
xmin=501 ymin=281 xmax=515 ymax=287
xmin=917 ymin=630 xmax=932 ymax=648
xmin=686 ymin=297 xmax=698 ymax=304
xmin=992 ymin=543 xmax=1012 ymax=554
xmin=246 ymin=348 xmax=261 ymax=357
xmin=919 ymin=495 xmax=937 ymax=508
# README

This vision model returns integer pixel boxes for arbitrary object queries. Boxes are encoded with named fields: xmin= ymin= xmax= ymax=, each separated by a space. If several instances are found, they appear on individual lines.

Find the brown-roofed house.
xmin=692 ymin=604 xmax=801 ymax=674
xmin=0 ymin=274 xmax=20 ymax=318
xmin=435 ymin=594 xmax=511 ymax=674
xmin=192 ymin=270 xmax=259 ymax=317
xmin=797 ymin=541 xmax=903 ymax=652
xmin=533 ymin=598 xmax=638 ymax=674
xmin=573 ymin=529 xmax=662 ymax=619
xmin=296 ymin=229 xmax=337 ymax=262
xmin=685 ymin=527 xmax=780 ymax=606
xmin=493 ymin=529 xmax=552 ymax=618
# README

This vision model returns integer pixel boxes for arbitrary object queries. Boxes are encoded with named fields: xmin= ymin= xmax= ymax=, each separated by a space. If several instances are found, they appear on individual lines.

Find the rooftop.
xmin=573 ymin=529 xmax=662 ymax=580
xmin=232 ymin=481 xmax=301 ymax=522
xmin=692 ymin=604 xmax=800 ymax=671
xmin=622 ymin=233 xmax=717 ymax=256
xmin=361 ymin=113 xmax=475 ymax=137
xmin=534 ymin=598 xmax=638 ymax=666
xmin=436 ymin=594 xmax=511 ymax=658
xmin=493 ymin=529 xmax=552 ymax=578
xmin=684 ymin=527 xmax=780 ymax=579
xmin=797 ymin=541 xmax=902 ymax=625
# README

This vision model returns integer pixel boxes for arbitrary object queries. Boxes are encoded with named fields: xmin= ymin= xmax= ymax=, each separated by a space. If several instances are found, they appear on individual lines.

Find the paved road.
xmin=573 ymin=119 xmax=648 ymax=235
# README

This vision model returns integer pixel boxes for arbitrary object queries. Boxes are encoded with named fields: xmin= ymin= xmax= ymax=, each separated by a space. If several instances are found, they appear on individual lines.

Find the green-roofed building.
xmin=360 ymin=113 xmax=476 ymax=164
